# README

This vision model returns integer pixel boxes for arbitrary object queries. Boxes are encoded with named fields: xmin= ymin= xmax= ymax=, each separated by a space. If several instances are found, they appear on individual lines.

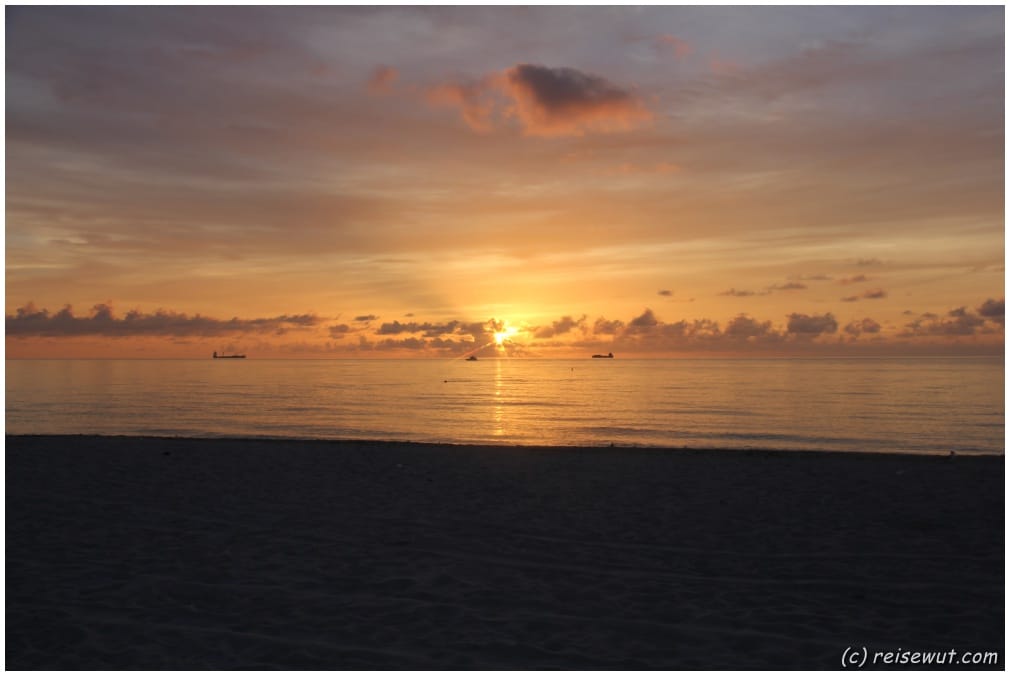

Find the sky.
xmin=5 ymin=5 xmax=1005 ymax=358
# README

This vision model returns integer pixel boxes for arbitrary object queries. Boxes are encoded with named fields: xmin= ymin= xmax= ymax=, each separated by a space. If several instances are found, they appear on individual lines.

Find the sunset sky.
xmin=6 ymin=5 xmax=1005 ymax=358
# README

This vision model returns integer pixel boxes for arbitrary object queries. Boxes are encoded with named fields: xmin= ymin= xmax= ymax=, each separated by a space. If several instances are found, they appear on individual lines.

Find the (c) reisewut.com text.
xmin=842 ymin=646 xmax=1000 ymax=668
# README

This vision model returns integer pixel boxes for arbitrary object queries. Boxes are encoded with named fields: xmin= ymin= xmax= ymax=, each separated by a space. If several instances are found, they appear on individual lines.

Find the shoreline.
xmin=6 ymin=433 xmax=1003 ymax=458
xmin=8 ymin=434 xmax=1004 ymax=669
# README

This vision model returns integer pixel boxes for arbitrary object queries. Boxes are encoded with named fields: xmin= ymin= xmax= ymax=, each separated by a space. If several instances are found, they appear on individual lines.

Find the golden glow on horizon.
xmin=3 ymin=8 xmax=1003 ymax=359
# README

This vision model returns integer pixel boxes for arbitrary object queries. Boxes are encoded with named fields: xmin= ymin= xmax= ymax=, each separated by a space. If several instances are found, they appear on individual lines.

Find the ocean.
xmin=5 ymin=357 xmax=1004 ymax=454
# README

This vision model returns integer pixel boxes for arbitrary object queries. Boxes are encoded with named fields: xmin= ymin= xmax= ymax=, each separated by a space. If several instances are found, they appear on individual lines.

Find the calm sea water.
xmin=5 ymin=358 xmax=1004 ymax=454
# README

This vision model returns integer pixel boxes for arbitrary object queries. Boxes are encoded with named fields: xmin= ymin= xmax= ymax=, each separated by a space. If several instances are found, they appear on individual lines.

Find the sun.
xmin=494 ymin=323 xmax=520 ymax=346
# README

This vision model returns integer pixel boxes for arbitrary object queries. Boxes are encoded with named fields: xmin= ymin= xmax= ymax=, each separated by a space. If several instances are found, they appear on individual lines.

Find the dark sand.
xmin=6 ymin=435 xmax=1004 ymax=669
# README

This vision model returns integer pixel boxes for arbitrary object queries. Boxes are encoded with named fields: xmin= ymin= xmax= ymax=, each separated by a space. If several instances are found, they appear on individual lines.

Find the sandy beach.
xmin=6 ymin=435 xmax=1004 ymax=669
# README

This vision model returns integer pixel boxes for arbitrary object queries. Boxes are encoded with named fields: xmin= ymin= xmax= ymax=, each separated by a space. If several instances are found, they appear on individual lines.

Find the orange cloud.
xmin=653 ymin=34 xmax=692 ymax=59
xmin=425 ymin=79 xmax=496 ymax=132
xmin=367 ymin=65 xmax=399 ymax=94
xmin=426 ymin=63 xmax=651 ymax=137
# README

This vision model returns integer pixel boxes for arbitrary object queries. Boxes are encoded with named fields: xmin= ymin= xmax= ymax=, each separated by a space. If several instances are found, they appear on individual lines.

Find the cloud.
xmin=627 ymin=308 xmax=660 ymax=331
xmin=328 ymin=324 xmax=353 ymax=338
xmin=533 ymin=314 xmax=586 ymax=339
xmin=768 ymin=282 xmax=807 ymax=292
xmin=724 ymin=314 xmax=774 ymax=339
xmin=840 ymin=274 xmax=869 ymax=285
xmin=426 ymin=79 xmax=497 ymax=132
xmin=368 ymin=336 xmax=473 ymax=352
xmin=584 ymin=309 xmax=790 ymax=352
xmin=354 ymin=317 xmax=519 ymax=354
xmin=718 ymin=288 xmax=761 ymax=297
xmin=842 ymin=288 xmax=887 ymax=302
xmin=367 ymin=65 xmax=398 ymax=94
xmin=428 ymin=63 xmax=651 ymax=137
xmin=375 ymin=318 xmax=489 ymax=341
xmin=657 ymin=289 xmax=673 ymax=297
xmin=354 ymin=314 xmax=379 ymax=322
xmin=856 ymin=258 xmax=883 ymax=267
xmin=786 ymin=312 xmax=838 ymax=336
xmin=844 ymin=318 xmax=881 ymax=336
xmin=721 ymin=283 xmax=806 ymax=296
xmin=6 ymin=302 xmax=322 ymax=337
xmin=500 ymin=64 xmax=651 ymax=137
xmin=900 ymin=306 xmax=989 ymax=337
xmin=593 ymin=316 xmax=624 ymax=335
xmin=977 ymin=297 xmax=1004 ymax=318
xmin=653 ymin=34 xmax=692 ymax=59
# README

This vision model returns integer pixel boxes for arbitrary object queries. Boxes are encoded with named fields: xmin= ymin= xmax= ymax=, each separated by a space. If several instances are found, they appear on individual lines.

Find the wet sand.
xmin=6 ymin=435 xmax=1004 ymax=669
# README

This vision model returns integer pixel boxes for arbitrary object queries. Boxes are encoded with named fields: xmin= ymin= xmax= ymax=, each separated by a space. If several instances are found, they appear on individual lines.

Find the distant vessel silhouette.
xmin=591 ymin=352 xmax=614 ymax=359
xmin=213 ymin=351 xmax=246 ymax=359
xmin=466 ymin=355 xmax=479 ymax=361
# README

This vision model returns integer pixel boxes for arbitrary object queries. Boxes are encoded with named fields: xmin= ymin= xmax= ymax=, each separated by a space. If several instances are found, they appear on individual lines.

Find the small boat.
xmin=213 ymin=351 xmax=246 ymax=359
xmin=591 ymin=352 xmax=614 ymax=359
xmin=466 ymin=355 xmax=479 ymax=361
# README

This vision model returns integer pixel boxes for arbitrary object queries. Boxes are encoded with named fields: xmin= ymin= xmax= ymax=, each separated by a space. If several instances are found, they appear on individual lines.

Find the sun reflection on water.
xmin=493 ymin=358 xmax=506 ymax=436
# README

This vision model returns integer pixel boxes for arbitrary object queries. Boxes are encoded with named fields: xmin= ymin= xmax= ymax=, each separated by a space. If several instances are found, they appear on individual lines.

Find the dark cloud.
xmin=593 ymin=317 xmax=624 ymax=335
xmin=328 ymin=323 xmax=352 ymax=337
xmin=627 ymin=308 xmax=660 ymax=331
xmin=375 ymin=320 xmax=414 ymax=334
xmin=844 ymin=318 xmax=881 ymax=336
xmin=840 ymin=274 xmax=869 ymax=285
xmin=786 ymin=312 xmax=838 ymax=336
xmin=429 ymin=63 xmax=651 ymax=137
xmin=354 ymin=314 xmax=379 ymax=322
xmin=792 ymin=274 xmax=833 ymax=281
xmin=533 ymin=314 xmax=586 ymax=339
xmin=333 ymin=301 xmax=1003 ymax=357
xmin=6 ymin=302 xmax=321 ymax=337
xmin=977 ymin=297 xmax=1004 ymax=318
xmin=657 ymin=289 xmax=673 ymax=296
xmin=660 ymin=318 xmax=722 ymax=341
xmin=900 ymin=307 xmax=988 ymax=337
xmin=370 ymin=336 xmax=472 ymax=352
xmin=841 ymin=288 xmax=887 ymax=302
xmin=375 ymin=319 xmax=489 ymax=341
xmin=724 ymin=314 xmax=774 ymax=339
xmin=501 ymin=64 xmax=651 ymax=137
xmin=721 ymin=283 xmax=811 ymax=296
